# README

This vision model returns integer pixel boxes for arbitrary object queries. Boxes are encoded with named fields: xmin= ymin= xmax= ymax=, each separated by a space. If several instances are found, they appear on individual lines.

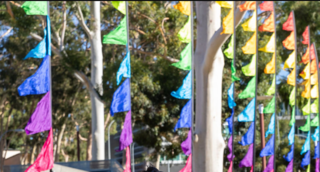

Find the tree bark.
xmin=55 ymin=123 xmax=66 ymax=162
xmin=155 ymin=154 xmax=161 ymax=169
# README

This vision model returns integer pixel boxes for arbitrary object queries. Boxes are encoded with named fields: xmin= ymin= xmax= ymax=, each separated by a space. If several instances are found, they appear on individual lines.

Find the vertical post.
xmin=308 ymin=26 xmax=311 ymax=169
xmin=76 ymin=125 xmax=80 ymax=161
xmin=253 ymin=2 xmax=258 ymax=171
xmin=259 ymin=105 xmax=266 ymax=170
xmin=293 ymin=10 xmax=297 ymax=168
xmin=314 ymin=43 xmax=320 ymax=171
xmin=272 ymin=3 xmax=277 ymax=171
xmin=231 ymin=2 xmax=236 ymax=172
xmin=190 ymin=1 xmax=194 ymax=172
xmin=108 ymin=120 xmax=115 ymax=160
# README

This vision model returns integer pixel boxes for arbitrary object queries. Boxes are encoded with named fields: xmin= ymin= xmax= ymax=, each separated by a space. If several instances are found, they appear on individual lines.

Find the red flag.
xmin=239 ymin=1 xmax=256 ymax=12
xmin=123 ymin=147 xmax=131 ymax=172
xmin=282 ymin=12 xmax=294 ymax=31
xmin=311 ymin=44 xmax=316 ymax=60
xmin=282 ymin=31 xmax=295 ymax=50
xmin=258 ymin=12 xmax=274 ymax=32
xmin=259 ymin=1 xmax=273 ymax=11
xmin=180 ymin=154 xmax=192 ymax=172
xmin=302 ymin=26 xmax=309 ymax=45
xmin=25 ymin=128 xmax=53 ymax=172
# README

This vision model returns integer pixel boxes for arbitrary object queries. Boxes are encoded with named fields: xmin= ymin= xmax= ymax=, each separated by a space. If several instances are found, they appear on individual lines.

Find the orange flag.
xmin=301 ymin=47 xmax=310 ymax=64
xmin=221 ymin=9 xmax=233 ymax=34
xmin=301 ymin=79 xmax=311 ymax=98
xmin=264 ymin=53 xmax=275 ymax=74
xmin=311 ymin=60 xmax=317 ymax=74
xmin=287 ymin=68 xmax=296 ymax=86
xmin=258 ymin=12 xmax=274 ymax=32
xmin=302 ymin=26 xmax=309 ymax=45
xmin=242 ymin=32 xmax=256 ymax=54
xmin=173 ymin=1 xmax=190 ymax=16
xmin=282 ymin=12 xmax=294 ymax=31
xmin=239 ymin=1 xmax=256 ymax=12
xmin=282 ymin=31 xmax=295 ymax=50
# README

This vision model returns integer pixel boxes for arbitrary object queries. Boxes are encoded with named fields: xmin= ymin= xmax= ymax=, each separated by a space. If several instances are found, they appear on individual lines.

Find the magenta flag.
xmin=250 ymin=166 xmax=253 ymax=172
xmin=239 ymin=144 xmax=253 ymax=168
xmin=181 ymin=130 xmax=192 ymax=155
xmin=228 ymin=161 xmax=233 ymax=172
xmin=123 ymin=147 xmax=131 ymax=172
xmin=179 ymin=154 xmax=192 ymax=172
xmin=118 ymin=110 xmax=133 ymax=151
xmin=25 ymin=128 xmax=53 ymax=172
xmin=227 ymin=136 xmax=235 ymax=161
xmin=316 ymin=159 xmax=319 ymax=172
xmin=25 ymin=91 xmax=51 ymax=135
xmin=285 ymin=160 xmax=293 ymax=172
xmin=263 ymin=155 xmax=274 ymax=172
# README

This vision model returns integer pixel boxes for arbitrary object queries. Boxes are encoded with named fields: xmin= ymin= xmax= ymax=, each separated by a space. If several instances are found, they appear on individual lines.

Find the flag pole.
xmin=231 ymin=2 xmax=236 ymax=172
xmin=314 ymin=42 xmax=320 ymax=171
xmin=292 ymin=10 xmax=297 ymax=169
xmin=190 ymin=1 xmax=194 ymax=172
xmin=272 ymin=3 xmax=277 ymax=171
xmin=308 ymin=25 xmax=312 ymax=169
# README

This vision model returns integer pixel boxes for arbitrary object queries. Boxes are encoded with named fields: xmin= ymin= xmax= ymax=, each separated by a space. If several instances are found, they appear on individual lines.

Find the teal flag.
xmin=172 ymin=43 xmax=191 ymax=70
xmin=177 ymin=16 xmax=191 ymax=43
xmin=21 ymin=1 xmax=47 ymax=15
xmin=300 ymin=131 xmax=310 ymax=155
xmin=265 ymin=113 xmax=275 ymax=137
xmin=264 ymin=96 xmax=275 ymax=114
xmin=238 ymin=98 xmax=255 ymax=122
xmin=111 ymin=1 xmax=126 ymax=14
xmin=116 ymin=49 xmax=131 ymax=85
xmin=227 ymin=83 xmax=236 ymax=109
xmin=224 ymin=34 xmax=233 ymax=59
xmin=171 ymin=71 xmax=191 ymax=99
xmin=103 ymin=17 xmax=127 ymax=45
xmin=312 ymin=127 xmax=319 ymax=141
xmin=238 ymin=76 xmax=256 ymax=99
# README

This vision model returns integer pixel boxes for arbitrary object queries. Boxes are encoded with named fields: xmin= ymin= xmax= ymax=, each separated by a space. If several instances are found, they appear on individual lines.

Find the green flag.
xmin=112 ymin=1 xmax=126 ymax=15
xmin=241 ymin=55 xmax=256 ymax=76
xmin=266 ymin=75 xmax=275 ymax=95
xmin=289 ymin=87 xmax=295 ymax=107
xmin=21 ymin=1 xmax=47 ymax=15
xmin=172 ymin=43 xmax=191 ymax=70
xmin=311 ymin=98 xmax=319 ymax=113
xmin=299 ymin=115 xmax=310 ymax=132
xmin=177 ymin=16 xmax=191 ymax=43
xmin=224 ymin=34 xmax=233 ymax=59
xmin=264 ymin=96 xmax=275 ymax=114
xmin=311 ymin=114 xmax=319 ymax=127
xmin=289 ymin=107 xmax=295 ymax=126
xmin=238 ymin=76 xmax=256 ymax=99
xmin=231 ymin=60 xmax=240 ymax=82
xmin=103 ymin=17 xmax=127 ymax=45
xmin=302 ymin=99 xmax=311 ymax=115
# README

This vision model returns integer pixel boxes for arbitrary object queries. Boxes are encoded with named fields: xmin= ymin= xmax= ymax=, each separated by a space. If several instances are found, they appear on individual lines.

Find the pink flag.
xmin=228 ymin=161 xmax=233 ymax=172
xmin=123 ymin=146 xmax=131 ymax=172
xmin=25 ymin=128 xmax=53 ymax=172
xmin=180 ymin=154 xmax=192 ymax=172
xmin=316 ymin=159 xmax=319 ymax=172
xmin=250 ymin=166 xmax=253 ymax=172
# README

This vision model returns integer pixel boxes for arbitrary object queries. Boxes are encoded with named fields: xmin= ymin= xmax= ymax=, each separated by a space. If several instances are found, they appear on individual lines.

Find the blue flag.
xmin=288 ymin=125 xmax=295 ymax=145
xmin=239 ymin=122 xmax=254 ymax=146
xmin=301 ymin=150 xmax=310 ymax=169
xmin=312 ymin=127 xmax=319 ymax=142
xmin=18 ymin=55 xmax=50 ymax=96
xmin=116 ymin=49 xmax=131 ymax=85
xmin=260 ymin=134 xmax=274 ymax=157
xmin=283 ymin=144 xmax=294 ymax=162
xmin=238 ymin=98 xmax=255 ymax=122
xmin=110 ymin=78 xmax=131 ymax=116
xmin=301 ymin=131 xmax=310 ymax=155
xmin=228 ymin=83 xmax=236 ymax=109
xmin=265 ymin=113 xmax=275 ymax=137
xmin=226 ymin=109 xmax=234 ymax=134
xmin=174 ymin=100 xmax=192 ymax=131
xmin=314 ymin=143 xmax=319 ymax=159
xmin=171 ymin=71 xmax=191 ymax=99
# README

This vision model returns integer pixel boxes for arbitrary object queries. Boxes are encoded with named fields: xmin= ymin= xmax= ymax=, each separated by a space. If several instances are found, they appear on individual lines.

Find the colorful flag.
xmin=302 ymin=99 xmax=311 ymax=115
xmin=315 ymin=144 xmax=319 ymax=159
xmin=238 ymin=77 xmax=256 ymax=99
xmin=239 ymin=144 xmax=254 ymax=168
xmin=258 ymin=12 xmax=274 ymax=32
xmin=118 ymin=111 xmax=133 ymax=151
xmin=224 ymin=34 xmax=234 ymax=59
xmin=311 ymin=84 xmax=318 ymax=98
xmin=301 ymin=47 xmax=310 ymax=64
xmin=228 ymin=83 xmax=237 ymax=109
xmin=302 ymin=26 xmax=309 ymax=45
xmin=172 ymin=43 xmax=191 ymax=70
xmin=25 ymin=129 xmax=53 ymax=172
xmin=242 ymin=55 xmax=256 ymax=76
xmin=221 ymin=9 xmax=233 ymax=34
xmin=21 ymin=1 xmax=47 ymax=15
xmin=312 ymin=127 xmax=319 ymax=141
xmin=227 ymin=136 xmax=235 ymax=161
xmin=301 ymin=150 xmax=310 ymax=168
xmin=216 ymin=1 xmax=233 ymax=8
xmin=264 ymin=96 xmax=275 ymax=114
xmin=177 ymin=16 xmax=191 ymax=43
xmin=282 ymin=12 xmax=294 ymax=31
xmin=103 ymin=17 xmax=127 ymax=45
xmin=242 ymin=32 xmax=256 ymax=54
xmin=171 ymin=71 xmax=192 ymax=99
xmin=228 ymin=161 xmax=233 ymax=172
xmin=111 ymin=1 xmax=126 ymax=15
xmin=226 ymin=110 xmax=235 ymax=134
xmin=266 ymin=76 xmax=275 ymax=95
xmin=259 ymin=33 xmax=275 ymax=53
xmin=174 ymin=100 xmax=192 ymax=131
xmin=25 ymin=91 xmax=51 ymax=135
xmin=117 ymin=50 xmax=131 ymax=85
xmin=239 ymin=122 xmax=254 ymax=146
xmin=289 ymin=107 xmax=295 ymax=126
xmin=18 ymin=55 xmax=50 ymax=96
xmin=263 ymin=155 xmax=274 ymax=172
xmin=239 ymin=1 xmax=256 ymax=12
xmin=110 ymin=78 xmax=131 ymax=116
xmin=301 ymin=79 xmax=311 ymax=98
xmin=283 ymin=144 xmax=294 ymax=162
xmin=288 ymin=125 xmax=295 ymax=145
xmin=264 ymin=54 xmax=275 ymax=74
xmin=282 ymin=31 xmax=295 ymax=50
xmin=173 ymin=1 xmax=190 ymax=16
xmin=300 ymin=63 xmax=310 ymax=80
xmin=181 ymin=130 xmax=192 ymax=156
xmin=179 ymin=154 xmax=192 ymax=172
xmin=311 ymin=59 xmax=317 ymax=74
xmin=260 ymin=134 xmax=275 ymax=157
xmin=241 ymin=11 xmax=256 ymax=32
xmin=265 ymin=113 xmax=275 ymax=137
xmin=231 ymin=60 xmax=241 ymax=81
xmin=289 ymin=88 xmax=295 ymax=107
xmin=311 ymin=72 xmax=318 ymax=85
xmin=285 ymin=160 xmax=293 ymax=172
xmin=284 ymin=51 xmax=295 ymax=69
xmin=316 ymin=159 xmax=320 ymax=172
xmin=123 ymin=147 xmax=131 ymax=172
xmin=259 ymin=1 xmax=273 ymax=11
xmin=25 ymin=26 xmax=50 ymax=59
xmin=301 ymin=131 xmax=311 ymax=154
xmin=299 ymin=116 xmax=311 ymax=132
xmin=287 ymin=68 xmax=296 ymax=86
xmin=311 ymin=44 xmax=316 ymax=60
xmin=311 ymin=114 xmax=319 ymax=127
xmin=311 ymin=99 xmax=319 ymax=113
xmin=238 ymin=98 xmax=256 ymax=122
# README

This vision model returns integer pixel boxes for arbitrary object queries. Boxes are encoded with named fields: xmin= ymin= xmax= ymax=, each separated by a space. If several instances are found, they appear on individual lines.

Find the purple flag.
xmin=227 ymin=136 xmax=235 ymax=161
xmin=118 ymin=110 xmax=133 ymax=151
xmin=263 ymin=155 xmax=274 ymax=172
xmin=316 ymin=158 xmax=319 ymax=172
xmin=181 ymin=130 xmax=192 ymax=156
xmin=285 ymin=160 xmax=293 ymax=172
xmin=239 ymin=144 xmax=253 ymax=168
xmin=25 ymin=91 xmax=51 ymax=135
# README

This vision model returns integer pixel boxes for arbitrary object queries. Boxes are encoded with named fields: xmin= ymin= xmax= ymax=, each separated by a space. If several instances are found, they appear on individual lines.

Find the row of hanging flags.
xmin=219 ymin=1 xmax=320 ymax=172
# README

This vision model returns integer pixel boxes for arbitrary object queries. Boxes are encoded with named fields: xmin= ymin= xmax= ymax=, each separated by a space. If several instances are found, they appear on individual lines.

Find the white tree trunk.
xmin=90 ymin=1 xmax=105 ymax=160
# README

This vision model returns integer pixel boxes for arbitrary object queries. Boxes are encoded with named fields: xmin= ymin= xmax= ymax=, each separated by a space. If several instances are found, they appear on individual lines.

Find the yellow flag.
xmin=173 ymin=1 xmax=190 ymax=15
xmin=283 ymin=51 xmax=295 ymax=69
xmin=221 ymin=9 xmax=233 ymax=34
xmin=216 ymin=1 xmax=233 ymax=8
xmin=301 ymin=79 xmax=311 ymax=98
xmin=259 ymin=33 xmax=275 ymax=53
xmin=287 ymin=68 xmax=296 ymax=86
xmin=264 ymin=53 xmax=275 ymax=74
xmin=311 ymin=72 xmax=318 ymax=85
xmin=300 ymin=63 xmax=310 ymax=80
xmin=311 ymin=83 xmax=318 ymax=98
xmin=242 ymin=32 xmax=256 ymax=54
xmin=241 ymin=11 xmax=256 ymax=32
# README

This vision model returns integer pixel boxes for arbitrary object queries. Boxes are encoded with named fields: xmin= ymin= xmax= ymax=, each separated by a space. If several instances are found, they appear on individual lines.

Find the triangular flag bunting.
xmin=282 ymin=31 xmax=295 ymax=50
xmin=241 ymin=55 xmax=256 ymax=76
xmin=172 ymin=43 xmax=192 ymax=70
xmin=111 ymin=1 xmax=126 ymax=15
xmin=118 ymin=110 xmax=133 ymax=151
xmin=242 ymin=32 xmax=256 ymax=54
xmin=117 ymin=50 xmax=131 ymax=85
xmin=21 ymin=1 xmax=48 ymax=15
xmin=221 ymin=9 xmax=233 ymax=34
xmin=258 ymin=12 xmax=274 ymax=32
xmin=238 ymin=77 xmax=256 ymax=99
xmin=110 ymin=78 xmax=131 ymax=116
xmin=173 ymin=1 xmax=191 ymax=16
xmin=239 ymin=1 xmax=256 ymax=12
xmin=241 ymin=11 xmax=256 ymax=32
xmin=103 ymin=17 xmax=127 ymax=45
xmin=264 ymin=53 xmax=275 ymax=74
xmin=238 ymin=98 xmax=255 ymax=122
xmin=282 ymin=12 xmax=294 ymax=31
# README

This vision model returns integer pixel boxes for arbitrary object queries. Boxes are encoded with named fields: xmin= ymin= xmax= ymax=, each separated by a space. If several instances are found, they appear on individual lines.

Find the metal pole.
xmin=167 ymin=163 xmax=170 ymax=172
xmin=313 ymin=42 xmax=320 ymax=172
xmin=259 ymin=104 xmax=266 ymax=170
xmin=253 ymin=2 xmax=258 ymax=171
xmin=131 ymin=142 xmax=135 ymax=172
xmin=307 ymin=26 xmax=311 ymax=169
xmin=76 ymin=125 xmax=80 ymax=161
xmin=108 ymin=120 xmax=115 ymax=160
xmin=272 ymin=3 xmax=277 ymax=171
xmin=293 ymin=10 xmax=297 ymax=169
xmin=231 ymin=2 xmax=236 ymax=172
xmin=190 ymin=2 xmax=194 ymax=172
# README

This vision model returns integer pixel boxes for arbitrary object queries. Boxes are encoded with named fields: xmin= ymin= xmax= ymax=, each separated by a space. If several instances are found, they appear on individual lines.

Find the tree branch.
xmin=29 ymin=33 xmax=62 ymax=57
xmin=0 ymin=27 xmax=13 ymax=40
xmin=10 ymin=1 xmax=21 ymax=7
xmin=60 ymin=1 xmax=67 ymax=51
xmin=75 ymin=2 xmax=92 ymax=39
xmin=104 ymin=112 xmax=111 ymax=129
xmin=6 ymin=2 xmax=14 ymax=19
xmin=130 ymin=47 xmax=179 ymax=63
